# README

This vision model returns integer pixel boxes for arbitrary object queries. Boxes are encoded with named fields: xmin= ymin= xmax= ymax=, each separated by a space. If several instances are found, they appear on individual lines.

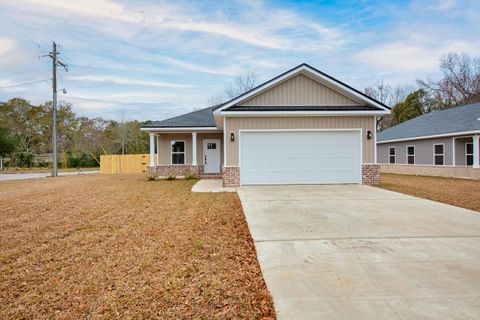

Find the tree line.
xmin=366 ymin=52 xmax=480 ymax=130
xmin=0 ymin=99 xmax=151 ymax=168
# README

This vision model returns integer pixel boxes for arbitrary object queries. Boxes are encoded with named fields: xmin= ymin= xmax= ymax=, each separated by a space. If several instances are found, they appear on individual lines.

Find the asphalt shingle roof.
xmin=143 ymin=105 xmax=217 ymax=128
xmin=377 ymin=102 xmax=480 ymax=142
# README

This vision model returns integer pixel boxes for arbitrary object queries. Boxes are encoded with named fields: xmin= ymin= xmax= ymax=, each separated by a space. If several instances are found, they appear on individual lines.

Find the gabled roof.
xmin=142 ymin=63 xmax=390 ymax=130
xmin=142 ymin=105 xmax=217 ymax=128
xmin=214 ymin=63 xmax=390 ymax=113
xmin=377 ymin=102 xmax=480 ymax=143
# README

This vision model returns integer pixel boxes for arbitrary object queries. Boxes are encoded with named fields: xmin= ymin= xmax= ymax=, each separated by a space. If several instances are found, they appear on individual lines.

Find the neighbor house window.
xmin=433 ymin=144 xmax=444 ymax=165
xmin=466 ymin=143 xmax=473 ymax=166
xmin=171 ymin=140 xmax=185 ymax=164
xmin=389 ymin=147 xmax=396 ymax=164
xmin=407 ymin=146 xmax=415 ymax=164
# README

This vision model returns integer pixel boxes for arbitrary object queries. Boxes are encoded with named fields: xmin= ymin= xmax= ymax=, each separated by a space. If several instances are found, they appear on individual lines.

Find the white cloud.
xmin=9 ymin=0 xmax=344 ymax=52
xmin=354 ymin=40 xmax=475 ymax=73
xmin=14 ymin=0 xmax=142 ymax=22
xmin=106 ymin=92 xmax=176 ymax=100
xmin=67 ymin=75 xmax=196 ymax=88
xmin=0 ymin=38 xmax=16 ymax=57
xmin=153 ymin=55 xmax=242 ymax=76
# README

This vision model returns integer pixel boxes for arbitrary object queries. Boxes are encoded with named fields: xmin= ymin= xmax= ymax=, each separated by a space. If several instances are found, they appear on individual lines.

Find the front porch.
xmin=453 ymin=135 xmax=480 ymax=168
xmin=146 ymin=130 xmax=224 ymax=179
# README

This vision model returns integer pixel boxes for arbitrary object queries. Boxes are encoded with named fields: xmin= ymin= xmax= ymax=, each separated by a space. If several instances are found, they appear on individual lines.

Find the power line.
xmin=0 ymin=79 xmax=49 ymax=89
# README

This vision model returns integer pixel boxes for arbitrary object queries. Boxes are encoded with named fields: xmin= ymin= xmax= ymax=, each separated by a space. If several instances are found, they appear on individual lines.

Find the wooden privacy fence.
xmin=100 ymin=154 xmax=150 ymax=174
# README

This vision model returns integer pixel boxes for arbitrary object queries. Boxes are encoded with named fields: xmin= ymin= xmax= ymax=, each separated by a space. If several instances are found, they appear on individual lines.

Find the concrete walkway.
xmin=0 ymin=171 xmax=99 ymax=181
xmin=237 ymin=185 xmax=480 ymax=320
xmin=191 ymin=179 xmax=236 ymax=192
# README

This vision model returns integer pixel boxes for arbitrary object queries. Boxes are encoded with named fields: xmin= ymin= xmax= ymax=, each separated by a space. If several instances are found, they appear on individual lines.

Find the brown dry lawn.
xmin=0 ymin=174 xmax=275 ymax=319
xmin=379 ymin=173 xmax=480 ymax=212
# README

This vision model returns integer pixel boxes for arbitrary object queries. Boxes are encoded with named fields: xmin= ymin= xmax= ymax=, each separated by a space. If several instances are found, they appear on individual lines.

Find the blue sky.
xmin=0 ymin=0 xmax=479 ymax=121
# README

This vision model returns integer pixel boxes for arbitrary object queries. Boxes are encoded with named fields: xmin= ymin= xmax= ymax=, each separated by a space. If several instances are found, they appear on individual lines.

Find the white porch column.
xmin=156 ymin=134 xmax=160 ymax=165
xmin=192 ymin=132 xmax=197 ymax=165
xmin=149 ymin=132 xmax=155 ymax=166
xmin=473 ymin=135 xmax=480 ymax=169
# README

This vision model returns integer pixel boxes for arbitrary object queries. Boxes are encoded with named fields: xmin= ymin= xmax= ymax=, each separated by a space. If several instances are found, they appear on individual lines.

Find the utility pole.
xmin=44 ymin=42 xmax=68 ymax=177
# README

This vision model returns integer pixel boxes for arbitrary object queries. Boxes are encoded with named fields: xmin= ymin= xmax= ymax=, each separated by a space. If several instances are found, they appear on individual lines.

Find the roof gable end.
xmin=214 ymin=63 xmax=390 ymax=114
xmin=237 ymin=73 xmax=361 ymax=107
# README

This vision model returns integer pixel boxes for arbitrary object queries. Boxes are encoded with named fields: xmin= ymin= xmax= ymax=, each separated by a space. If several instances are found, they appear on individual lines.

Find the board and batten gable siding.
xmin=377 ymin=137 xmax=453 ymax=165
xmin=158 ymin=133 xmax=223 ymax=165
xmin=225 ymin=116 xmax=375 ymax=166
xmin=238 ymin=74 xmax=361 ymax=106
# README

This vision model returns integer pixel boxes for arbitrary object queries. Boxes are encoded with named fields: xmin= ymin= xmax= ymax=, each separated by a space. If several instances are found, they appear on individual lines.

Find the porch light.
xmin=366 ymin=130 xmax=372 ymax=140
xmin=230 ymin=131 xmax=235 ymax=142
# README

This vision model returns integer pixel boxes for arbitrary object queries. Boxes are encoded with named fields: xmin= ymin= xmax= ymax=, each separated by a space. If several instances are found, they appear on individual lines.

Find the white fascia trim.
xmin=214 ymin=65 xmax=391 ymax=113
xmin=377 ymin=130 xmax=480 ymax=144
xmin=140 ymin=127 xmax=218 ymax=132
xmin=220 ymin=111 xmax=389 ymax=116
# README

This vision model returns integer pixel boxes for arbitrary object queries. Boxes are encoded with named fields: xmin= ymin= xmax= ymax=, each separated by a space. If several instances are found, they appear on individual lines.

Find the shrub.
xmin=183 ymin=169 xmax=198 ymax=180
xmin=147 ymin=172 xmax=157 ymax=181
xmin=15 ymin=152 xmax=34 ymax=167
xmin=164 ymin=172 xmax=176 ymax=180
xmin=66 ymin=151 xmax=98 ymax=168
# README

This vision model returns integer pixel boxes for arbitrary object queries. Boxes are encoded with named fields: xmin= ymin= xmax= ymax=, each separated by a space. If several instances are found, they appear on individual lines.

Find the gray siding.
xmin=377 ymin=135 xmax=479 ymax=166
xmin=377 ymin=137 xmax=454 ymax=165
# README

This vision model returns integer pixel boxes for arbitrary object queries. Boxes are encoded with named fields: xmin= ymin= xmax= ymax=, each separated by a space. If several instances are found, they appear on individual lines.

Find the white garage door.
xmin=240 ymin=130 xmax=361 ymax=185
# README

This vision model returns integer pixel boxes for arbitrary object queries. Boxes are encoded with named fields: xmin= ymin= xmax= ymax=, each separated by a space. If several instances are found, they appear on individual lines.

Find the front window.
xmin=389 ymin=147 xmax=396 ymax=164
xmin=434 ymin=144 xmax=444 ymax=165
xmin=407 ymin=146 xmax=415 ymax=164
xmin=171 ymin=140 xmax=185 ymax=164
xmin=466 ymin=143 xmax=473 ymax=166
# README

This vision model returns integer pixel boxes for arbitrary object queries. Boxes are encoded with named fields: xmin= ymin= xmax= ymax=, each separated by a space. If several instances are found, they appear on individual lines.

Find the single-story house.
xmin=377 ymin=103 xmax=480 ymax=169
xmin=141 ymin=63 xmax=391 ymax=187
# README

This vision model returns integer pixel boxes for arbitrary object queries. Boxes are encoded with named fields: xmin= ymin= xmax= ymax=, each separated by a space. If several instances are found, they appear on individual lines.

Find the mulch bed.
xmin=0 ymin=174 xmax=275 ymax=319
xmin=379 ymin=173 xmax=480 ymax=212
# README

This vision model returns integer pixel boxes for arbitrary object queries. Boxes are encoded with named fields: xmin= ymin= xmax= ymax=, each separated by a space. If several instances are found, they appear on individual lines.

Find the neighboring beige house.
xmin=141 ymin=64 xmax=391 ymax=187
xmin=377 ymin=103 xmax=480 ymax=179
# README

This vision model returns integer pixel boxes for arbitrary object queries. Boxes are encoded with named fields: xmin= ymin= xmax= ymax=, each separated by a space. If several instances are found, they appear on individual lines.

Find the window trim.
xmin=406 ymin=145 xmax=415 ymax=165
xmin=170 ymin=140 xmax=186 ymax=165
xmin=433 ymin=143 xmax=445 ymax=166
xmin=388 ymin=147 xmax=396 ymax=164
xmin=465 ymin=142 xmax=473 ymax=166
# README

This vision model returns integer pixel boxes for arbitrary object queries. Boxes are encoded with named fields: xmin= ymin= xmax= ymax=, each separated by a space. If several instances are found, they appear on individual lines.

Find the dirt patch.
xmin=0 ymin=174 xmax=275 ymax=319
xmin=379 ymin=173 xmax=480 ymax=212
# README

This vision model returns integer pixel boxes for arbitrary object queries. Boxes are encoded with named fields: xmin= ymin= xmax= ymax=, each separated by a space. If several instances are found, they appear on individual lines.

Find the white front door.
xmin=203 ymin=139 xmax=221 ymax=173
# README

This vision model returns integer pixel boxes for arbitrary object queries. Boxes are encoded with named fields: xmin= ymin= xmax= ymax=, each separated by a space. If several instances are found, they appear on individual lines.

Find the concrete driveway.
xmin=237 ymin=185 xmax=480 ymax=320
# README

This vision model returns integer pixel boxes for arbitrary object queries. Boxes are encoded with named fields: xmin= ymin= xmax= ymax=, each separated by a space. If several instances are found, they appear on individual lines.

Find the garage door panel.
xmin=240 ymin=131 xmax=361 ymax=185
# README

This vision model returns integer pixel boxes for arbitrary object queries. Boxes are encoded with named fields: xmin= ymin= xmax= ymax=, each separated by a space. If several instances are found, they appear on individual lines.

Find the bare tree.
xmin=207 ymin=70 xmax=257 ymax=105
xmin=207 ymin=93 xmax=225 ymax=107
xmin=224 ymin=71 xmax=256 ymax=99
xmin=116 ymin=112 xmax=129 ymax=155
xmin=391 ymin=84 xmax=412 ymax=106
xmin=419 ymin=52 xmax=480 ymax=109
xmin=365 ymin=81 xmax=392 ymax=106
xmin=364 ymin=82 xmax=413 ymax=130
